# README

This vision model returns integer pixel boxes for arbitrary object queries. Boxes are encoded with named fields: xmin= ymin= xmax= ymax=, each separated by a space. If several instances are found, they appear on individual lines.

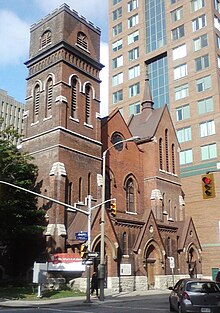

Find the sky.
xmin=0 ymin=0 xmax=109 ymax=117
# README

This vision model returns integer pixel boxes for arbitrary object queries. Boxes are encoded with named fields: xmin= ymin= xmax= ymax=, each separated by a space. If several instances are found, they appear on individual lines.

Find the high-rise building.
xmin=0 ymin=89 xmax=24 ymax=145
xmin=109 ymin=0 xmax=220 ymax=277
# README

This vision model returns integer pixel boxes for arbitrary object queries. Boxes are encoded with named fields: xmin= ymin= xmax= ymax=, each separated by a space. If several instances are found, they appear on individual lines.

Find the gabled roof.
xmin=176 ymin=217 xmax=202 ymax=252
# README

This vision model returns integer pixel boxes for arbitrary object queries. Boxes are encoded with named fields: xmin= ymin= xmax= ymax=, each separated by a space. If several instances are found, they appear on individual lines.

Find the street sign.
xmin=85 ymin=259 xmax=93 ymax=265
xmin=88 ymin=252 xmax=99 ymax=258
xmin=168 ymin=256 xmax=175 ymax=269
xmin=76 ymin=231 xmax=88 ymax=241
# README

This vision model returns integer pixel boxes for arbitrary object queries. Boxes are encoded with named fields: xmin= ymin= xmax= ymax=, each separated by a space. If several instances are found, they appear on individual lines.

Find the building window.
xmin=85 ymin=84 xmax=91 ymax=124
xmin=112 ymin=39 xmax=122 ymax=52
xmin=45 ymin=78 xmax=53 ymax=117
xmin=201 ymin=143 xmax=217 ymax=160
xmin=40 ymin=30 xmax=51 ymax=49
xmin=126 ymin=177 xmax=136 ymax=213
xmin=129 ymin=82 xmax=140 ymax=97
xmin=192 ymin=14 xmax=206 ymax=32
xmin=191 ymin=0 xmax=205 ymax=12
xmin=128 ymin=14 xmax=139 ymax=28
xmin=171 ymin=6 xmax=183 ymax=22
xmin=180 ymin=149 xmax=193 ymax=165
xmin=113 ymin=0 xmax=122 ymax=4
xmin=200 ymin=120 xmax=215 ymax=137
xmin=128 ymin=47 xmax=139 ymax=61
xmin=177 ymin=127 xmax=192 ymax=143
xmin=113 ymin=23 xmax=122 ymax=36
xmin=172 ymin=44 xmax=187 ymax=60
xmin=218 ymin=55 xmax=220 ymax=68
xmin=128 ymin=0 xmax=138 ymax=12
xmin=113 ymin=90 xmax=123 ymax=104
xmin=165 ymin=129 xmax=169 ymax=172
xmin=196 ymin=75 xmax=211 ymax=92
xmin=216 ymin=34 xmax=220 ymax=49
xmin=198 ymin=97 xmax=214 ymax=114
xmin=71 ymin=77 xmax=78 ymax=118
xmin=77 ymin=32 xmax=88 ymax=50
xmin=122 ymin=232 xmax=128 ymax=255
xmin=129 ymin=101 xmax=140 ymax=116
xmin=175 ymin=84 xmax=189 ymax=100
xmin=128 ymin=30 xmax=139 ymax=44
xmin=113 ymin=7 xmax=122 ymax=21
xmin=172 ymin=144 xmax=175 ymax=174
xmin=159 ymin=138 xmax=163 ymax=170
xmin=195 ymin=54 xmax=209 ymax=71
xmin=145 ymin=0 xmax=166 ymax=52
xmin=119 ymin=107 xmax=124 ymax=116
xmin=128 ymin=64 xmax=140 ymax=79
xmin=112 ymin=55 xmax=123 ymax=68
xmin=171 ymin=25 xmax=185 ymax=41
xmin=112 ymin=72 xmax=123 ymax=86
xmin=193 ymin=34 xmax=208 ymax=51
xmin=33 ymin=84 xmax=40 ymax=122
xmin=214 ymin=15 xmax=220 ymax=31
xmin=171 ymin=0 xmax=181 ymax=3
xmin=176 ymin=105 xmax=190 ymax=121
xmin=214 ymin=0 xmax=220 ymax=13
xmin=174 ymin=63 xmax=188 ymax=80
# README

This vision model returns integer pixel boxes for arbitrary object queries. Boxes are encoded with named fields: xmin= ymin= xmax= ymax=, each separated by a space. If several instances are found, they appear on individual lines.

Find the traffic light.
xmin=110 ymin=200 xmax=117 ymax=217
xmin=202 ymin=173 xmax=215 ymax=199
xmin=80 ymin=244 xmax=88 ymax=258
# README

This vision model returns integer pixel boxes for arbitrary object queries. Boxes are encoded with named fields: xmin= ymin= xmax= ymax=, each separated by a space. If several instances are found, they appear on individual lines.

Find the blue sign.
xmin=76 ymin=231 xmax=88 ymax=241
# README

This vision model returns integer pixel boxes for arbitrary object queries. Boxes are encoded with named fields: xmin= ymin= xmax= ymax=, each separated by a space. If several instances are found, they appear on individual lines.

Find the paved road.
xmin=0 ymin=294 xmax=171 ymax=312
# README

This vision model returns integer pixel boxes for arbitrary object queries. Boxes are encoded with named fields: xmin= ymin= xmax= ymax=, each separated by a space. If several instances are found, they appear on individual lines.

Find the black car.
xmin=169 ymin=278 xmax=220 ymax=313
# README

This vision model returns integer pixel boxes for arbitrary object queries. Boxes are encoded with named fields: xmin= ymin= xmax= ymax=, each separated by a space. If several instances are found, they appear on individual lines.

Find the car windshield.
xmin=186 ymin=282 xmax=219 ymax=293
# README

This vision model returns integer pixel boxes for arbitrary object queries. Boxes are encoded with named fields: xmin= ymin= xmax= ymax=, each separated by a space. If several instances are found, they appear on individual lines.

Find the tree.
xmin=0 ymin=127 xmax=46 ymax=278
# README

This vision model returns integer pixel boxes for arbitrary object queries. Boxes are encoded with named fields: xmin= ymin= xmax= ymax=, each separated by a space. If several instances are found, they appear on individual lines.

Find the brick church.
xmin=22 ymin=4 xmax=202 ymax=291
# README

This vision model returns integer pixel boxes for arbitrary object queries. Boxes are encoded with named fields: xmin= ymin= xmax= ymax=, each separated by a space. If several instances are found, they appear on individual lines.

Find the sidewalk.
xmin=0 ymin=289 xmax=170 ymax=308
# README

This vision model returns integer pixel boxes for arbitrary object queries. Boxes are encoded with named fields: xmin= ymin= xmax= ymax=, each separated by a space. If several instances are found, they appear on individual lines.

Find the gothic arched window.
xmin=165 ymin=129 xmax=169 ymax=172
xmin=159 ymin=137 xmax=163 ymax=170
xmin=45 ymin=78 xmax=53 ymax=117
xmin=126 ymin=177 xmax=136 ymax=213
xmin=172 ymin=143 xmax=175 ymax=174
xmin=85 ymin=84 xmax=91 ymax=124
xmin=71 ymin=77 xmax=78 ymax=118
xmin=33 ymin=84 xmax=40 ymax=122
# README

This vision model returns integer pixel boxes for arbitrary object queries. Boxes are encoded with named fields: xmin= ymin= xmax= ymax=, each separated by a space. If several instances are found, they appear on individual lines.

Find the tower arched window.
xmin=45 ymin=78 xmax=53 ymax=117
xmin=172 ymin=143 xmax=175 ymax=174
xmin=159 ymin=137 xmax=163 ymax=170
xmin=71 ymin=77 xmax=78 ymax=118
xmin=40 ymin=30 xmax=52 ymax=49
xmin=85 ymin=84 xmax=91 ymax=124
xmin=165 ymin=129 xmax=169 ymax=172
xmin=79 ymin=177 xmax=83 ymax=202
xmin=77 ymin=32 xmax=88 ymax=50
xmin=33 ymin=84 xmax=40 ymax=122
xmin=126 ymin=177 xmax=136 ymax=213
xmin=88 ymin=172 xmax=91 ymax=195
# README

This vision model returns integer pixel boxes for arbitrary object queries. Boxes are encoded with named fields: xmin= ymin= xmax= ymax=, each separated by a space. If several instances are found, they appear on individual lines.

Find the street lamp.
xmin=99 ymin=136 xmax=140 ymax=301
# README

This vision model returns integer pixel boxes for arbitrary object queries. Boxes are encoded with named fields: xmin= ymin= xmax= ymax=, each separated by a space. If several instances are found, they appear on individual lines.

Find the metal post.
xmin=86 ymin=195 xmax=92 ymax=303
xmin=99 ymin=152 xmax=106 ymax=301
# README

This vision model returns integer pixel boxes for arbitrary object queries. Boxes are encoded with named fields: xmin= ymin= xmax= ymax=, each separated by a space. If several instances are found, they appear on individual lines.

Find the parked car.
xmin=169 ymin=278 xmax=220 ymax=313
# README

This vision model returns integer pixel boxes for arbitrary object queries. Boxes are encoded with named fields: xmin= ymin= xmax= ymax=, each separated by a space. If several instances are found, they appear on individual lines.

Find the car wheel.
xmin=169 ymin=300 xmax=175 ymax=312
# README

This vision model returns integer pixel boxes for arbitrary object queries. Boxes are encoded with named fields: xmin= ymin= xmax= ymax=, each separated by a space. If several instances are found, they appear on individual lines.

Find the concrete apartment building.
xmin=108 ymin=0 xmax=220 ymax=278
xmin=0 ymin=89 xmax=24 ymax=145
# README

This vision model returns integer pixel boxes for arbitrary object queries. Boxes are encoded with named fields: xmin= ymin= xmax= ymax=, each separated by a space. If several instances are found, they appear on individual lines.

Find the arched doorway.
xmin=145 ymin=243 xmax=162 ymax=289
xmin=187 ymin=246 xmax=198 ymax=278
